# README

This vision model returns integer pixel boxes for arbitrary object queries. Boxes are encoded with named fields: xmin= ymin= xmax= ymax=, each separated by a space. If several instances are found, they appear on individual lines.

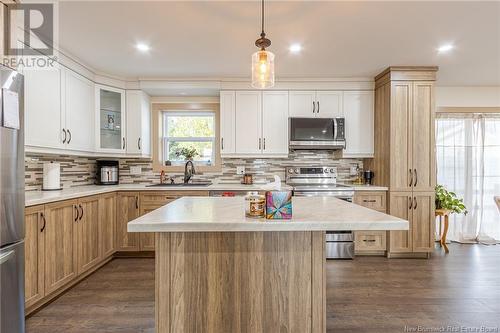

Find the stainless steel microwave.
xmin=289 ymin=117 xmax=346 ymax=150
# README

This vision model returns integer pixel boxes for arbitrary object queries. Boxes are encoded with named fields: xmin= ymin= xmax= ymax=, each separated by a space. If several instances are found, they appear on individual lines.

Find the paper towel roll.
xmin=43 ymin=162 xmax=61 ymax=190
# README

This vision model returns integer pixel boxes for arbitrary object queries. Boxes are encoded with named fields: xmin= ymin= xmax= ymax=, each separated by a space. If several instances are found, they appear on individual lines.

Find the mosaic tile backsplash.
xmin=25 ymin=151 xmax=364 ymax=191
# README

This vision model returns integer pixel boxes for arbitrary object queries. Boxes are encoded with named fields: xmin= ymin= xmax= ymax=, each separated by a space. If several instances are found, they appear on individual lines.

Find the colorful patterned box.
xmin=265 ymin=191 xmax=292 ymax=219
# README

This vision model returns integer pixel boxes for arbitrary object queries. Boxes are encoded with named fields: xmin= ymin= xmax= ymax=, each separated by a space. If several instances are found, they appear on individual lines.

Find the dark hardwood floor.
xmin=26 ymin=244 xmax=500 ymax=333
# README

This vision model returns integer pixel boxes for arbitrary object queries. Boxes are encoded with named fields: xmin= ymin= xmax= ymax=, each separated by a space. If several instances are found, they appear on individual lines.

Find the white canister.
xmin=42 ymin=162 xmax=61 ymax=190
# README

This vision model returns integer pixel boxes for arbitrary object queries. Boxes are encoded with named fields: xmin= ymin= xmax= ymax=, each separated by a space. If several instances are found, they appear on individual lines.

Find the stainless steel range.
xmin=286 ymin=166 xmax=355 ymax=259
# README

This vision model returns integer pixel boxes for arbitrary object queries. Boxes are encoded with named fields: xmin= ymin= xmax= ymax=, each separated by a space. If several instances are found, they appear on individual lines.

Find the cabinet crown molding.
xmin=375 ymin=66 xmax=439 ymax=88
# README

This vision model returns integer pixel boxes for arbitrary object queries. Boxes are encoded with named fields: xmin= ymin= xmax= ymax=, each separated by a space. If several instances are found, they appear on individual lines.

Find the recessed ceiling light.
xmin=437 ymin=43 xmax=454 ymax=54
xmin=289 ymin=43 xmax=302 ymax=54
xmin=136 ymin=43 xmax=150 ymax=52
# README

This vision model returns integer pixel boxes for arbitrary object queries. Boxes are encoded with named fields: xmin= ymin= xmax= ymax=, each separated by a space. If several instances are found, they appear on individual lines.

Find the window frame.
xmin=162 ymin=111 xmax=216 ymax=166
xmin=151 ymin=102 xmax=221 ymax=173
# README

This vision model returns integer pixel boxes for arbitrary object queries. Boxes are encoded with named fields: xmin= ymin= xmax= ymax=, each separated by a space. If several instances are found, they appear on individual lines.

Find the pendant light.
xmin=251 ymin=0 xmax=275 ymax=89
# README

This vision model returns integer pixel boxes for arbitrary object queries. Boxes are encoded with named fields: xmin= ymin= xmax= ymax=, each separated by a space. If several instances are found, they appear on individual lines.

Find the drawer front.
xmin=353 ymin=191 xmax=386 ymax=211
xmin=140 ymin=191 xmax=209 ymax=206
xmin=355 ymin=231 xmax=386 ymax=251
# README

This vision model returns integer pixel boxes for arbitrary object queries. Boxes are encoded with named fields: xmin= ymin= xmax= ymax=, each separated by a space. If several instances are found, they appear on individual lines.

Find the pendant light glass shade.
xmin=251 ymin=49 xmax=275 ymax=89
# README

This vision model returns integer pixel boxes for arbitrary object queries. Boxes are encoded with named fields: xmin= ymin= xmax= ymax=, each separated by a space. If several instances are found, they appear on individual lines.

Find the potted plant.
xmin=174 ymin=147 xmax=198 ymax=161
xmin=435 ymin=185 xmax=468 ymax=215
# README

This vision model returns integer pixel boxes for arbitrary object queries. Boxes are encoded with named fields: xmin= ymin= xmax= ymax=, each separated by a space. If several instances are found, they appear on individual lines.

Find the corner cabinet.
xmin=220 ymin=90 xmax=288 ymax=158
xmin=126 ymin=90 xmax=151 ymax=157
xmin=95 ymin=85 xmax=126 ymax=153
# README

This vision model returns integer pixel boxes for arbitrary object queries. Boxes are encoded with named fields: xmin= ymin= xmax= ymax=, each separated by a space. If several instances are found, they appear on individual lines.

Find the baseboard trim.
xmin=387 ymin=252 xmax=430 ymax=259
xmin=114 ymin=251 xmax=155 ymax=258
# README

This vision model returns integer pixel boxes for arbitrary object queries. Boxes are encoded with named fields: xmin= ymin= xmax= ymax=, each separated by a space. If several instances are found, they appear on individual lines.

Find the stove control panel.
xmin=286 ymin=167 xmax=337 ymax=176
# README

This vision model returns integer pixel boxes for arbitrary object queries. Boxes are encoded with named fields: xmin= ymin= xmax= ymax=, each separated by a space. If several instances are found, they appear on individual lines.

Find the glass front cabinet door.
xmin=95 ymin=85 xmax=126 ymax=152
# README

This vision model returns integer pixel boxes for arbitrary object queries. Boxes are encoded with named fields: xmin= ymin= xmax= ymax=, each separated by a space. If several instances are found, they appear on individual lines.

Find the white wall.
xmin=436 ymin=87 xmax=500 ymax=108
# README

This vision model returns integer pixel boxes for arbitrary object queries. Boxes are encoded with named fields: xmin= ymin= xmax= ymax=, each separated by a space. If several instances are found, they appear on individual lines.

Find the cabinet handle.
xmin=414 ymin=169 xmax=418 ymax=187
xmin=312 ymin=101 xmax=316 ymax=114
xmin=138 ymin=138 xmax=141 ymax=150
xmin=221 ymin=137 xmax=224 ymax=150
xmin=259 ymin=138 xmax=261 ymax=150
xmin=67 ymin=129 xmax=72 ymax=144
xmin=363 ymin=239 xmax=376 ymax=243
xmin=80 ymin=204 xmax=84 ymax=220
xmin=122 ymin=138 xmax=126 ymax=149
xmin=263 ymin=138 xmax=266 ymax=150
xmin=408 ymin=196 xmax=413 ymax=210
xmin=317 ymin=101 xmax=320 ymax=114
xmin=40 ymin=212 xmax=46 ymax=232
xmin=135 ymin=196 xmax=139 ymax=210
xmin=62 ymin=129 xmax=67 ymax=143
xmin=74 ymin=205 xmax=79 ymax=222
xmin=409 ymin=169 xmax=413 ymax=187
xmin=413 ymin=197 xmax=417 ymax=210
xmin=363 ymin=199 xmax=377 ymax=203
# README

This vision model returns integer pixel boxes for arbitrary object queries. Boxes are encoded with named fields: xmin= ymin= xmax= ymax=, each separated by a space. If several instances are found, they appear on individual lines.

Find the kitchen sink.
xmin=147 ymin=182 xmax=212 ymax=187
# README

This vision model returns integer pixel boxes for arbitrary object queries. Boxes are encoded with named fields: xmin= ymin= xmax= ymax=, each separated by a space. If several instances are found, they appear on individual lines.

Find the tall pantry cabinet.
xmin=370 ymin=67 xmax=438 ymax=258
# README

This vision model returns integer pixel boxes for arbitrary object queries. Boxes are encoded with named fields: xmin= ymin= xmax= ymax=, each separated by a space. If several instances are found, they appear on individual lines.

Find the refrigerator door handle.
xmin=0 ymin=250 xmax=14 ymax=265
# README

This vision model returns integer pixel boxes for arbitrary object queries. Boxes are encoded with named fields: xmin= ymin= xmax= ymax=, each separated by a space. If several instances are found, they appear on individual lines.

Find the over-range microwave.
xmin=289 ymin=117 xmax=346 ymax=150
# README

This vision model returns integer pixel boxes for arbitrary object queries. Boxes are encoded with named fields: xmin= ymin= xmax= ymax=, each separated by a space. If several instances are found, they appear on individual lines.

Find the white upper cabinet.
xmin=234 ymin=91 xmax=262 ymax=155
xmin=25 ymin=66 xmax=64 ymax=149
xmin=95 ymin=85 xmax=126 ymax=153
xmin=343 ymin=91 xmax=374 ymax=157
xmin=222 ymin=90 xmax=289 ymax=158
xmin=126 ymin=90 xmax=151 ymax=157
xmin=62 ymin=69 xmax=95 ymax=152
xmin=316 ymin=91 xmax=343 ymax=118
xmin=289 ymin=91 xmax=316 ymax=117
xmin=262 ymin=91 xmax=289 ymax=155
xmin=289 ymin=91 xmax=343 ymax=118
xmin=219 ymin=91 xmax=236 ymax=155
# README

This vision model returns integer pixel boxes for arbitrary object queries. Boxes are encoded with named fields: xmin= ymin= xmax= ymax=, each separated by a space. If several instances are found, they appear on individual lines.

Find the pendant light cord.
xmin=261 ymin=0 xmax=265 ymax=35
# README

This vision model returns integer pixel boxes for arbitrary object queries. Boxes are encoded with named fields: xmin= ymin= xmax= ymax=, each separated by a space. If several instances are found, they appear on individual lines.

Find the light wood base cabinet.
xmin=43 ymin=200 xmax=79 ymax=295
xmin=76 ymin=196 xmax=101 ymax=274
xmin=353 ymin=191 xmax=387 ymax=255
xmin=24 ymin=206 xmax=45 ymax=309
xmin=116 ymin=192 xmax=141 ymax=251
xmin=388 ymin=191 xmax=435 ymax=254
xmin=156 ymin=231 xmax=326 ymax=333
xmin=99 ymin=193 xmax=116 ymax=258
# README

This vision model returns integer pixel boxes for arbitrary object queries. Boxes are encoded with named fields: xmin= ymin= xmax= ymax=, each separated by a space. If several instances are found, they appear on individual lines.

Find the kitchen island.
xmin=128 ymin=196 xmax=408 ymax=333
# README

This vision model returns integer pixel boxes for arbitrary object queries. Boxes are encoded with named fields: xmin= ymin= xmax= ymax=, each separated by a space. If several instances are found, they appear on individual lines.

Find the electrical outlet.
xmin=130 ymin=166 xmax=142 ymax=175
xmin=350 ymin=166 xmax=358 ymax=176
xmin=236 ymin=166 xmax=245 ymax=175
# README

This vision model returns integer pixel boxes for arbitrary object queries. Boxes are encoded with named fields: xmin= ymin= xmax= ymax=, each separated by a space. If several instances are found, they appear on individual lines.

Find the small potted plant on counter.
xmin=435 ymin=185 xmax=468 ymax=215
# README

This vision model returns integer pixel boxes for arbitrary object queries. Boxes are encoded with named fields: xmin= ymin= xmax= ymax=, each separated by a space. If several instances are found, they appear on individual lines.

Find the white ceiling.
xmin=58 ymin=1 xmax=500 ymax=86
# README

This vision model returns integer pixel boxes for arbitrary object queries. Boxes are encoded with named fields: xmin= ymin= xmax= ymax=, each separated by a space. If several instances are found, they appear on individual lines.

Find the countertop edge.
xmin=127 ymin=220 xmax=409 ymax=233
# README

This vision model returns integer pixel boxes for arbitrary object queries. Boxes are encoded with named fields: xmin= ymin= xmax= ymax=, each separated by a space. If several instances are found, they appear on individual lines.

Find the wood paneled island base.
xmin=155 ymin=231 xmax=326 ymax=333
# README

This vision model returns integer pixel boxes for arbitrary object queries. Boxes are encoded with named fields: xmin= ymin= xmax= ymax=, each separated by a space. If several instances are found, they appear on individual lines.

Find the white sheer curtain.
xmin=435 ymin=113 xmax=500 ymax=244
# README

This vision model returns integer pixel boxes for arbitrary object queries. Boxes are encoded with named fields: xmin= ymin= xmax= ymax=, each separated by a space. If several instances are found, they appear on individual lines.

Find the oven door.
xmin=289 ymin=118 xmax=345 ymax=149
xmin=293 ymin=191 xmax=353 ymax=202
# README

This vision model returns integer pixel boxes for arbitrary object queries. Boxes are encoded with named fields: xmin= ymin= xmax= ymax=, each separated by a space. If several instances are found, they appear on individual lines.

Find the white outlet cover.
xmin=236 ymin=166 xmax=245 ymax=175
xmin=130 ymin=166 xmax=142 ymax=175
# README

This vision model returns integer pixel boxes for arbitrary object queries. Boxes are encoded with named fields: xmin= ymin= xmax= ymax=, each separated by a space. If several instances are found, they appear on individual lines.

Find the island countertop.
xmin=127 ymin=196 xmax=408 ymax=232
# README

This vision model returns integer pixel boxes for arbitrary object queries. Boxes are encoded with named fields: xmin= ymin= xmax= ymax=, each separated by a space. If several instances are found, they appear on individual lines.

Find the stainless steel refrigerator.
xmin=0 ymin=64 xmax=25 ymax=333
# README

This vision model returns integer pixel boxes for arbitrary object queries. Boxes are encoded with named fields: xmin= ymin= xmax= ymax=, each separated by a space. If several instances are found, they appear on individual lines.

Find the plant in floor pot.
xmin=435 ymin=185 xmax=468 ymax=215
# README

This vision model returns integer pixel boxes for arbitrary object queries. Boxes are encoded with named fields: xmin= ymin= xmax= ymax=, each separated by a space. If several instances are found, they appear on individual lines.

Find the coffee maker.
xmin=363 ymin=170 xmax=374 ymax=185
xmin=96 ymin=160 xmax=119 ymax=185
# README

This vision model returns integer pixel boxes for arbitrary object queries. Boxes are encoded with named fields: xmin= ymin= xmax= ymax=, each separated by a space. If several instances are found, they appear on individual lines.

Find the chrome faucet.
xmin=184 ymin=160 xmax=196 ymax=184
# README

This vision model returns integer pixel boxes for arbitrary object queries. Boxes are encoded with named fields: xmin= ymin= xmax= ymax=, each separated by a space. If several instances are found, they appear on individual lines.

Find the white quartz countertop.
xmin=25 ymin=183 xmax=290 ymax=207
xmin=339 ymin=184 xmax=389 ymax=191
xmin=127 ymin=196 xmax=408 ymax=232
xmin=24 ymin=183 xmax=387 ymax=207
